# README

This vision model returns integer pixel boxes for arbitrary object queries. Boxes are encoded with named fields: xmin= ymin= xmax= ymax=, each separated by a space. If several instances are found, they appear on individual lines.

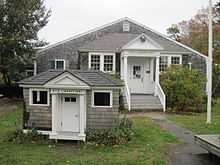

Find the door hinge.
xmin=61 ymin=122 xmax=62 ymax=127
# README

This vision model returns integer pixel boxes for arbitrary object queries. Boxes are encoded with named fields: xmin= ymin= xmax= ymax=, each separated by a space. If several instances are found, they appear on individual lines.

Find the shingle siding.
xmin=23 ymin=88 xmax=52 ymax=130
xmin=23 ymin=88 xmax=120 ymax=131
xmin=37 ymin=19 xmax=205 ymax=74
xmin=86 ymin=89 xmax=120 ymax=129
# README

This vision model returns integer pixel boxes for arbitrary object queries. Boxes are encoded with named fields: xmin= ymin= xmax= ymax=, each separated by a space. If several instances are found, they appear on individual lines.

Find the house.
xmin=19 ymin=17 xmax=208 ymax=141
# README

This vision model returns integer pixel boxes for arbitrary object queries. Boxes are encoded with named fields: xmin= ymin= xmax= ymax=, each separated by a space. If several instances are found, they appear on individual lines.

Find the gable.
xmin=44 ymin=72 xmax=90 ymax=89
xmin=122 ymin=34 xmax=163 ymax=51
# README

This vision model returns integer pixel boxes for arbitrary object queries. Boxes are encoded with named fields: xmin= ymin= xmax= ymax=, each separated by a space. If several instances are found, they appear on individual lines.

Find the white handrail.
xmin=156 ymin=83 xmax=166 ymax=112
xmin=124 ymin=83 xmax=131 ymax=111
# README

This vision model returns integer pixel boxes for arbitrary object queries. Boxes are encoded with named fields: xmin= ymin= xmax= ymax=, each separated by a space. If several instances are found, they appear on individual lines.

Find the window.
xmin=159 ymin=57 xmax=168 ymax=72
xmin=171 ymin=57 xmax=180 ymax=65
xmin=30 ymin=89 xmax=49 ymax=106
xmin=133 ymin=66 xmax=141 ymax=79
xmin=92 ymin=91 xmax=112 ymax=107
xmin=90 ymin=55 xmax=100 ymax=70
xmin=123 ymin=22 xmax=130 ymax=32
xmin=26 ymin=70 xmax=34 ymax=77
xmin=104 ymin=55 xmax=113 ymax=72
xmin=89 ymin=53 xmax=115 ymax=72
xmin=64 ymin=97 xmax=76 ymax=103
xmin=49 ymin=59 xmax=65 ymax=70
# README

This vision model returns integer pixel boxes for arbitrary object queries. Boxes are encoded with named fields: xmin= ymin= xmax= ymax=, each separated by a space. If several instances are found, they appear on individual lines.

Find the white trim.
xmin=29 ymin=88 xmax=50 ymax=106
xmin=54 ymin=59 xmax=66 ymax=70
xmin=88 ymin=52 xmax=116 ymax=73
xmin=23 ymin=129 xmax=51 ymax=135
xmin=91 ymin=90 xmax=113 ymax=108
xmin=38 ymin=17 xmax=208 ymax=60
xmin=122 ymin=33 xmax=164 ymax=50
xmin=19 ymin=84 xmax=45 ymax=88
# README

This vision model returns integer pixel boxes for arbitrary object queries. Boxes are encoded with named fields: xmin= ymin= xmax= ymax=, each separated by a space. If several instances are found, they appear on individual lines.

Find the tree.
xmin=166 ymin=7 xmax=220 ymax=64
xmin=167 ymin=24 xmax=181 ymax=42
xmin=0 ymin=0 xmax=51 ymax=85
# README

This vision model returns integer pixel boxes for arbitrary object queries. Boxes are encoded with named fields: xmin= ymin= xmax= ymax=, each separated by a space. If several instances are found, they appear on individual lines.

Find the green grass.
xmin=0 ymin=103 xmax=178 ymax=165
xmin=168 ymin=101 xmax=220 ymax=134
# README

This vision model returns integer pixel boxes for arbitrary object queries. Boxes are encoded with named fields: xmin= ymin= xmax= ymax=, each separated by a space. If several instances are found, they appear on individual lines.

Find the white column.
xmin=51 ymin=94 xmax=58 ymax=135
xmin=120 ymin=57 xmax=124 ymax=79
xmin=124 ymin=56 xmax=128 ymax=82
xmin=79 ymin=95 xmax=85 ymax=138
xmin=34 ymin=59 xmax=37 ymax=76
xmin=155 ymin=56 xmax=160 ymax=95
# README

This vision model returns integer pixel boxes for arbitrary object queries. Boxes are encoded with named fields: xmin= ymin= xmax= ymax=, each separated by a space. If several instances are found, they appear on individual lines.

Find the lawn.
xmin=168 ymin=100 xmax=220 ymax=134
xmin=0 ymin=102 xmax=178 ymax=165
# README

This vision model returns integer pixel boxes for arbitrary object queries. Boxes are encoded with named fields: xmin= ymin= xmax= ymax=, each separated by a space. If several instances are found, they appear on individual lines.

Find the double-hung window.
xmin=90 ymin=55 xmax=100 ymax=70
xmin=89 ymin=53 xmax=115 ymax=73
xmin=159 ymin=57 xmax=168 ymax=72
xmin=159 ymin=56 xmax=182 ymax=72
xmin=30 ymin=89 xmax=49 ymax=106
xmin=49 ymin=59 xmax=65 ymax=70
xmin=171 ymin=56 xmax=181 ymax=65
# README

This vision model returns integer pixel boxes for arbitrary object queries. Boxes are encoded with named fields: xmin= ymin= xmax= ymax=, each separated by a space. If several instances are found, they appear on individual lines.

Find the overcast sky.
xmin=39 ymin=0 xmax=218 ymax=45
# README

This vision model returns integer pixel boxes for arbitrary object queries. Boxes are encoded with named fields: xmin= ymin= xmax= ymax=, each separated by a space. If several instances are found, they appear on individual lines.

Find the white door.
xmin=128 ymin=58 xmax=154 ymax=94
xmin=61 ymin=95 xmax=79 ymax=132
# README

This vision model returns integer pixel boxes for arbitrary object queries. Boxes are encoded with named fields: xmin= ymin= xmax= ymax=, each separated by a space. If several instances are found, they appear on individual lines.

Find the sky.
xmin=39 ymin=0 xmax=219 ymax=45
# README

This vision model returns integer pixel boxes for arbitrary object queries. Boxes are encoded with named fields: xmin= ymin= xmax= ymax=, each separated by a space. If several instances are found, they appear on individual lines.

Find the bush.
xmin=213 ymin=64 xmax=220 ymax=97
xmin=86 ymin=118 xmax=133 ymax=146
xmin=6 ymin=129 xmax=50 ymax=144
xmin=160 ymin=66 xmax=206 ymax=112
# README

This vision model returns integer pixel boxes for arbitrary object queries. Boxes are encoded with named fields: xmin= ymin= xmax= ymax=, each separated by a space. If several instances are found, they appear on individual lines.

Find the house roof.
xmin=19 ymin=70 xmax=124 ymax=87
xmin=79 ymin=33 xmax=139 ymax=52
xmin=38 ymin=17 xmax=208 ymax=59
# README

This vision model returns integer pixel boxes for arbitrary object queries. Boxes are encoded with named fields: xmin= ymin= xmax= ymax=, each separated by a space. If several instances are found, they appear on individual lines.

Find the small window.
xmin=104 ymin=55 xmax=113 ymax=72
xmin=91 ymin=55 xmax=100 ymax=70
xmin=133 ymin=66 xmax=141 ymax=79
xmin=31 ymin=90 xmax=48 ymax=105
xmin=123 ymin=22 xmax=130 ymax=32
xmin=93 ymin=91 xmax=112 ymax=107
xmin=65 ymin=97 xmax=70 ymax=102
xmin=171 ymin=57 xmax=180 ymax=65
xmin=49 ymin=59 xmax=65 ymax=70
xmin=64 ymin=97 xmax=76 ymax=102
xmin=26 ymin=70 xmax=34 ymax=77
xmin=159 ymin=57 xmax=168 ymax=72
xmin=71 ymin=97 xmax=76 ymax=102
xmin=56 ymin=60 xmax=64 ymax=69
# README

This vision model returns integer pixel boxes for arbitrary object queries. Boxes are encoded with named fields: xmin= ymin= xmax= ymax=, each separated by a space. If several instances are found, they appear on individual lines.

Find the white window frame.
xmin=25 ymin=70 xmax=34 ymax=77
xmin=29 ymin=89 xmax=50 ymax=106
xmin=88 ymin=52 xmax=116 ymax=73
xmin=170 ymin=56 xmax=182 ymax=65
xmin=159 ymin=55 xmax=182 ymax=73
xmin=91 ymin=90 xmax=113 ymax=108
xmin=55 ymin=59 xmax=66 ymax=70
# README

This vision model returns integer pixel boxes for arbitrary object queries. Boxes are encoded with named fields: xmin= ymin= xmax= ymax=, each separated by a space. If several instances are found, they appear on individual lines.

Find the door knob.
xmin=75 ymin=114 xmax=78 ymax=118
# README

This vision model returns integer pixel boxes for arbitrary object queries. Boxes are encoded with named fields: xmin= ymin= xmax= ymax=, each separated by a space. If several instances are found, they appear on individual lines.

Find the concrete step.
xmin=123 ymin=94 xmax=163 ymax=111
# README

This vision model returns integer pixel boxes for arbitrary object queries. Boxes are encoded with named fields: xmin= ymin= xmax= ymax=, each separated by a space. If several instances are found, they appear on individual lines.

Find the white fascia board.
xmin=122 ymin=33 xmax=164 ymax=50
xmin=124 ymin=18 xmax=208 ymax=60
xmin=38 ymin=17 xmax=208 ymax=61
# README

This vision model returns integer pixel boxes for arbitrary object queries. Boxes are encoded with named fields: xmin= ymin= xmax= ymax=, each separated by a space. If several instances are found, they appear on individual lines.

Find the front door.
xmin=128 ymin=58 xmax=154 ymax=94
xmin=61 ymin=95 xmax=79 ymax=132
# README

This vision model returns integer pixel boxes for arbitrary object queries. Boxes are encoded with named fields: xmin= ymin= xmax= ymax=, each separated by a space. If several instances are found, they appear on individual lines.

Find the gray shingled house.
xmin=19 ymin=18 xmax=208 ymax=141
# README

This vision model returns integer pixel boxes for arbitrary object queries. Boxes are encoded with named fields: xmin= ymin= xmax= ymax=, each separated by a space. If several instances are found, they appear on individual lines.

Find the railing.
xmin=156 ymin=83 xmax=166 ymax=112
xmin=124 ymin=82 xmax=131 ymax=111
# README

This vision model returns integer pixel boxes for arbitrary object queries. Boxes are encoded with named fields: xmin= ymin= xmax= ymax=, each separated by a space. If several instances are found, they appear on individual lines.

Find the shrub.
xmin=86 ymin=118 xmax=133 ymax=146
xmin=160 ymin=66 xmax=206 ymax=112
xmin=6 ymin=128 xmax=50 ymax=144
xmin=213 ymin=64 xmax=220 ymax=97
